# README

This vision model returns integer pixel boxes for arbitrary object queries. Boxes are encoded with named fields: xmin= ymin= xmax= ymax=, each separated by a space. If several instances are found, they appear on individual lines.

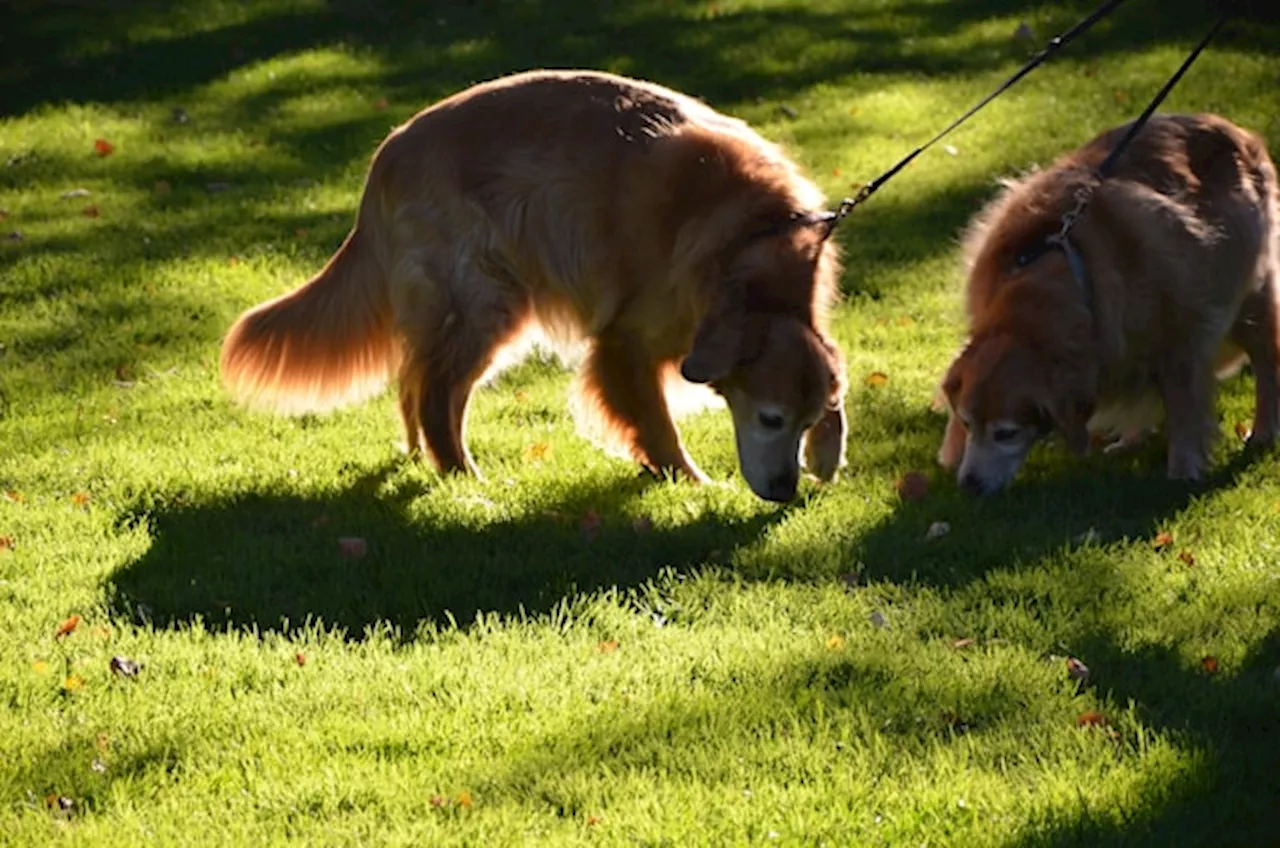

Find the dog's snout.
xmin=764 ymin=470 xmax=799 ymax=502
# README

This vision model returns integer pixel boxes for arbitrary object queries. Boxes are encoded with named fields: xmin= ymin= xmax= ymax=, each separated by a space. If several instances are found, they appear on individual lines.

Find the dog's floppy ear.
xmin=681 ymin=291 xmax=751 ymax=384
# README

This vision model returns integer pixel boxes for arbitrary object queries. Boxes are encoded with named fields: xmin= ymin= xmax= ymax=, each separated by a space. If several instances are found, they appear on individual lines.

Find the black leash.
xmin=1016 ymin=10 xmax=1230 ymax=278
xmin=788 ymin=0 xmax=1133 ymax=239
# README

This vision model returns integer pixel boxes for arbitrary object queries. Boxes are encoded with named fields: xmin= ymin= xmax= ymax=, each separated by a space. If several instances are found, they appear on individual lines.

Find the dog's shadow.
xmin=846 ymin=414 xmax=1271 ymax=588
xmin=107 ymin=464 xmax=785 ymax=638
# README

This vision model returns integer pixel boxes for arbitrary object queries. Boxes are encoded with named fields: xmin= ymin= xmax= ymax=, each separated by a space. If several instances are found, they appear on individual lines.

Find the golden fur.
xmin=220 ymin=70 xmax=847 ymax=501
xmin=939 ymin=113 xmax=1279 ymax=494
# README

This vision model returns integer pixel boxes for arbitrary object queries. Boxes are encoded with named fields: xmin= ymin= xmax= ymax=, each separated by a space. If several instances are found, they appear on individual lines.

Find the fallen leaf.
xmin=456 ymin=791 xmax=473 ymax=809
xmin=1152 ymin=532 xmax=1173 ymax=551
xmin=597 ymin=640 xmax=619 ymax=654
xmin=374 ymin=96 xmax=389 ymax=111
xmin=55 ymin=614 xmax=81 ymax=639
xmin=3 ymin=490 xmax=24 ymax=503
xmin=109 ymin=656 xmax=139 ymax=678
xmin=337 ymin=537 xmax=368 ymax=559
xmin=95 ymin=733 xmax=111 ymax=753
xmin=1201 ymin=655 xmax=1219 ymax=675
xmin=825 ymin=634 xmax=845 ymax=651
xmin=94 ymin=138 xmax=115 ymax=157
xmin=952 ymin=637 xmax=975 ymax=650
xmin=587 ymin=815 xmax=602 ymax=826
xmin=1235 ymin=422 xmax=1249 ymax=441
xmin=524 ymin=441 xmax=551 ymax=461
xmin=1113 ymin=90 xmax=1129 ymax=105
xmin=71 ymin=491 xmax=90 ymax=508
xmin=1066 ymin=657 xmax=1090 ymax=682
xmin=1076 ymin=711 xmax=1107 ymax=728
xmin=154 ymin=180 xmax=172 ymax=195
xmin=579 ymin=510 xmax=602 ymax=539
xmin=0 ymin=536 xmax=14 ymax=552
xmin=82 ymin=205 xmax=100 ymax=218
xmin=0 ymin=210 xmax=6 ymax=221
xmin=925 ymin=521 xmax=950 ymax=540
xmin=62 ymin=674 xmax=86 ymax=692
xmin=429 ymin=795 xmax=446 ymax=808
xmin=895 ymin=472 xmax=929 ymax=502
xmin=227 ymin=256 xmax=241 ymax=267
xmin=295 ymin=651 xmax=307 ymax=667
xmin=865 ymin=371 xmax=889 ymax=388
xmin=1178 ymin=550 xmax=1196 ymax=568
xmin=61 ymin=187 xmax=91 ymax=199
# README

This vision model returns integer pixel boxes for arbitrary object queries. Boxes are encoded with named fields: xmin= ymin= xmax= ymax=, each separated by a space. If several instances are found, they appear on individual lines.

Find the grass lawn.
xmin=3 ymin=0 xmax=1280 ymax=844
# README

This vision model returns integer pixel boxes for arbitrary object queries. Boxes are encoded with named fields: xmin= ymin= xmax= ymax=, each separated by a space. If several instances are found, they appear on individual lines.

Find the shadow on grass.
xmin=106 ymin=464 xmax=787 ymax=638
xmin=4 ymin=0 xmax=1260 ymax=120
xmin=1008 ymin=628 xmax=1280 ymax=847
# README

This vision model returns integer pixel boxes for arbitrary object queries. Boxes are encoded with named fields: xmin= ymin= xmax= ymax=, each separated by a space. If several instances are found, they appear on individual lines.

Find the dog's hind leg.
xmin=579 ymin=329 xmax=708 ymax=483
xmin=1229 ymin=266 xmax=1280 ymax=446
xmin=397 ymin=263 xmax=531 ymax=476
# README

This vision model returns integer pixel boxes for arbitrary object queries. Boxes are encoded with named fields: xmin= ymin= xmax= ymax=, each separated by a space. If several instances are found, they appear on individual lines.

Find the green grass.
xmin=3 ymin=0 xmax=1280 ymax=844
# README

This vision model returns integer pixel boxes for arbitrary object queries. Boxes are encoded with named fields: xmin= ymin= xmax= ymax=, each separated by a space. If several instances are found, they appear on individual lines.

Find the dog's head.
xmin=941 ymin=331 xmax=1095 ymax=495
xmin=681 ymin=308 xmax=846 ymax=502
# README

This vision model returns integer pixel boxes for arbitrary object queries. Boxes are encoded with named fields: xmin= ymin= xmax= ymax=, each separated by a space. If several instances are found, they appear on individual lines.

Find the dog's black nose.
xmin=765 ymin=471 xmax=799 ymax=502
xmin=959 ymin=472 xmax=985 ymax=496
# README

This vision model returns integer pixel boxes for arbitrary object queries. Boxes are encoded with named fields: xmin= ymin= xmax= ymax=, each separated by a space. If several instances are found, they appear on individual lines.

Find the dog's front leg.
xmin=1159 ymin=353 xmax=1217 ymax=480
xmin=583 ymin=333 xmax=708 ymax=483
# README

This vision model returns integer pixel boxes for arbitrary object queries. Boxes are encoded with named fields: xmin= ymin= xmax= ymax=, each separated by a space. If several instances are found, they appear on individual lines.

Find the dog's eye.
xmin=758 ymin=411 xmax=786 ymax=431
xmin=992 ymin=426 xmax=1021 ymax=443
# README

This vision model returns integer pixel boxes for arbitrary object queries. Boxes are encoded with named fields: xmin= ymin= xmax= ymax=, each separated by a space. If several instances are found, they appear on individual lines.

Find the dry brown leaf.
xmin=1201 ymin=655 xmax=1219 ymax=675
xmin=1066 ymin=657 xmax=1090 ymax=682
xmin=952 ymin=637 xmax=975 ymax=650
xmin=3 ymin=490 xmax=24 ymax=504
xmin=82 ymin=205 xmax=100 ymax=218
xmin=337 ymin=537 xmax=368 ymax=559
xmin=865 ymin=371 xmax=889 ymax=388
xmin=429 ymin=795 xmax=446 ymax=808
xmin=109 ymin=656 xmax=139 ymax=678
xmin=1235 ymin=422 xmax=1250 ymax=441
xmin=71 ymin=491 xmax=90 ymax=508
xmin=1178 ymin=550 xmax=1196 ymax=568
xmin=0 ymin=536 xmax=14 ymax=552
xmin=587 ymin=815 xmax=602 ymax=826
xmin=1076 ymin=711 xmax=1107 ymax=728
xmin=597 ymin=640 xmax=619 ymax=654
xmin=1152 ymin=532 xmax=1173 ymax=551
xmin=55 ymin=614 xmax=81 ymax=639
xmin=94 ymin=138 xmax=115 ymax=157
xmin=295 ymin=651 xmax=307 ymax=667
xmin=896 ymin=472 xmax=929 ymax=502
xmin=374 ymin=96 xmax=389 ymax=111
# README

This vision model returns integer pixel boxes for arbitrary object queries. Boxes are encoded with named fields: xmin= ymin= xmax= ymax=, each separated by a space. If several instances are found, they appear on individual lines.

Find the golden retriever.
xmin=220 ymin=70 xmax=847 ymax=501
xmin=939 ymin=113 xmax=1278 ymax=495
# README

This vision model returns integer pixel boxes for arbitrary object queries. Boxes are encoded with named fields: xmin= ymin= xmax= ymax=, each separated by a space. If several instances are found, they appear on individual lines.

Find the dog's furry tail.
xmin=220 ymin=226 xmax=397 ymax=415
